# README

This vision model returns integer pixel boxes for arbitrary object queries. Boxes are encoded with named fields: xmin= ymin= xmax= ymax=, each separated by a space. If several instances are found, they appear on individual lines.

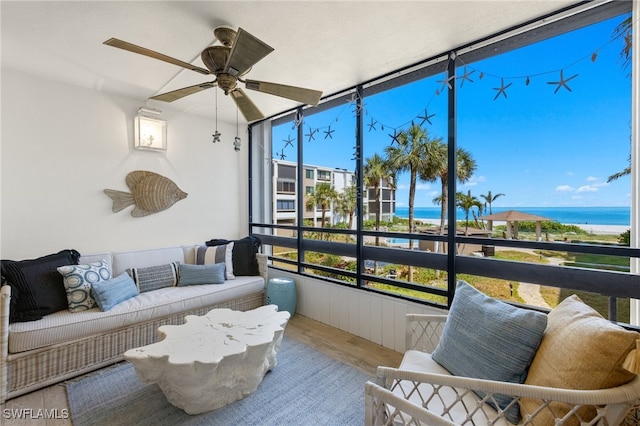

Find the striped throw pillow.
xmin=195 ymin=243 xmax=235 ymax=280
xmin=127 ymin=262 xmax=179 ymax=293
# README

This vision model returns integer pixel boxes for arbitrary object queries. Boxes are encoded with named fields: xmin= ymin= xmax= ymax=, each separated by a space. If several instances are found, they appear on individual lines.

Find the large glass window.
xmin=251 ymin=4 xmax=637 ymax=322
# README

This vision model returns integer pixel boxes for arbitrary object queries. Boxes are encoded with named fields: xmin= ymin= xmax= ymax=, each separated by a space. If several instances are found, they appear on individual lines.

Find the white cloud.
xmin=577 ymin=185 xmax=598 ymax=193
xmin=555 ymin=185 xmax=574 ymax=192
xmin=566 ymin=171 xmax=574 ymax=176
xmin=586 ymin=176 xmax=599 ymax=182
xmin=416 ymin=183 xmax=432 ymax=190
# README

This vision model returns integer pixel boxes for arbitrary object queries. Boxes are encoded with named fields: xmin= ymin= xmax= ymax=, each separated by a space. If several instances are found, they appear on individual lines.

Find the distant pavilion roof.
xmin=479 ymin=210 xmax=551 ymax=222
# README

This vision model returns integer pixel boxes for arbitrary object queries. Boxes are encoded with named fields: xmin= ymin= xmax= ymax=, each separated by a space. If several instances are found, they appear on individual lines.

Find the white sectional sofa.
xmin=0 ymin=244 xmax=268 ymax=403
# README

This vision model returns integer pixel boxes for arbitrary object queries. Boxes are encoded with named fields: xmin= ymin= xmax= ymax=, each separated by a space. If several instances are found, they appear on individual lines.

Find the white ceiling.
xmin=1 ymin=1 xmax=577 ymax=125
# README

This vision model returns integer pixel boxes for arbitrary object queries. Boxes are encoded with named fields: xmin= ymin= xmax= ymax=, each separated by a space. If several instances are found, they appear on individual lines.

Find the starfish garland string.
xmin=436 ymin=74 xmax=455 ymax=92
xmin=389 ymin=129 xmax=400 ymax=144
xmin=418 ymin=108 xmax=436 ymax=126
xmin=493 ymin=78 xmax=513 ymax=100
xmin=458 ymin=66 xmax=475 ymax=87
xmin=323 ymin=126 xmax=335 ymax=139
xmin=305 ymin=127 xmax=317 ymax=142
xmin=283 ymin=135 xmax=294 ymax=148
xmin=547 ymin=70 xmax=578 ymax=94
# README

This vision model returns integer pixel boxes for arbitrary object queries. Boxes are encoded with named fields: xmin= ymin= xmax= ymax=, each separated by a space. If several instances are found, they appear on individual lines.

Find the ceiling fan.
xmin=104 ymin=26 xmax=323 ymax=122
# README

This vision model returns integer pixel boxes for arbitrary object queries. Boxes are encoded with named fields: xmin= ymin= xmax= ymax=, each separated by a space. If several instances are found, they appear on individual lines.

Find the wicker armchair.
xmin=364 ymin=314 xmax=640 ymax=425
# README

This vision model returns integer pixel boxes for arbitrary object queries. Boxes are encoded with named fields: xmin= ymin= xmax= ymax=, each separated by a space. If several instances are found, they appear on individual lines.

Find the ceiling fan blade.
xmin=230 ymin=88 xmax=265 ymax=122
xmin=224 ymin=28 xmax=274 ymax=77
xmin=150 ymin=81 xmax=217 ymax=102
xmin=244 ymin=80 xmax=322 ymax=106
xmin=104 ymin=38 xmax=211 ymax=75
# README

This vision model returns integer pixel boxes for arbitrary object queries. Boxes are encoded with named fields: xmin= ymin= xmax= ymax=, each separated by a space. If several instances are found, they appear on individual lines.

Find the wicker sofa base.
xmin=2 ymin=290 xmax=265 ymax=403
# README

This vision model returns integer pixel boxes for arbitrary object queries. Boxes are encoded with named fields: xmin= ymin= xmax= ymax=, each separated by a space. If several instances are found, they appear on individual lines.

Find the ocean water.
xmin=394 ymin=206 xmax=631 ymax=226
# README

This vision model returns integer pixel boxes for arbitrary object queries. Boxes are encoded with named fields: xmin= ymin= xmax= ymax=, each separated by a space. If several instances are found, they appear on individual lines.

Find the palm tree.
xmin=385 ymin=124 xmax=436 ymax=281
xmin=456 ymin=190 xmax=483 ymax=234
xmin=305 ymin=182 xmax=338 ymax=239
xmin=614 ymin=16 xmax=632 ymax=76
xmin=608 ymin=154 xmax=631 ymax=183
xmin=363 ymin=154 xmax=394 ymax=249
xmin=420 ymin=142 xmax=476 ymax=237
xmin=480 ymin=190 xmax=505 ymax=215
xmin=336 ymin=184 xmax=357 ymax=241
xmin=607 ymin=18 xmax=632 ymax=181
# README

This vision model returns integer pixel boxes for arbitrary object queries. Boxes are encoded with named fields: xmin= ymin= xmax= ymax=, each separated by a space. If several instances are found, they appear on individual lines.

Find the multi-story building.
xmin=273 ymin=159 xmax=395 ymax=231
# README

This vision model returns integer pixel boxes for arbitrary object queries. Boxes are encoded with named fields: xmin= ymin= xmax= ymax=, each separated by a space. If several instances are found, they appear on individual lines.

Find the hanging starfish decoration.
xmin=292 ymin=111 xmax=302 ymax=128
xmin=436 ymin=74 xmax=455 ymax=92
xmin=493 ymin=78 xmax=513 ymax=100
xmin=547 ymin=70 xmax=578 ymax=94
xmin=367 ymin=118 xmax=377 ymax=132
xmin=458 ymin=66 xmax=475 ymax=87
xmin=283 ymin=135 xmax=294 ymax=148
xmin=323 ymin=126 xmax=334 ymax=139
xmin=418 ymin=108 xmax=436 ymax=126
xmin=389 ymin=129 xmax=400 ymax=145
xmin=212 ymin=130 xmax=221 ymax=143
xmin=305 ymin=127 xmax=317 ymax=142
xmin=279 ymin=150 xmax=286 ymax=160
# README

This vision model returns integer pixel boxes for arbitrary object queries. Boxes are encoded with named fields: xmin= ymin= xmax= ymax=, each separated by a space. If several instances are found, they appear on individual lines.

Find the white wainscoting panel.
xmin=267 ymin=270 xmax=446 ymax=352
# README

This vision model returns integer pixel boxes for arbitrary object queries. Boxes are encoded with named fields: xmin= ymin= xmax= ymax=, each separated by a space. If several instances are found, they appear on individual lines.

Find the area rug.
xmin=66 ymin=337 xmax=372 ymax=425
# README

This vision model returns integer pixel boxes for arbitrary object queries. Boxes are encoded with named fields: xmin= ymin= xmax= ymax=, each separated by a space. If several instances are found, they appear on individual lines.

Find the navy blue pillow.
xmin=1 ymin=249 xmax=81 ymax=322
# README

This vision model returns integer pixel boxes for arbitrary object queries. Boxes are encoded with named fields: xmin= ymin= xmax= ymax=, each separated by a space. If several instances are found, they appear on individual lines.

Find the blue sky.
xmin=273 ymin=14 xmax=632 ymax=209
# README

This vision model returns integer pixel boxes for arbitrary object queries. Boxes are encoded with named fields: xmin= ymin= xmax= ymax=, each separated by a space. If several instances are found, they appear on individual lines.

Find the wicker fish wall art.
xmin=104 ymin=170 xmax=187 ymax=217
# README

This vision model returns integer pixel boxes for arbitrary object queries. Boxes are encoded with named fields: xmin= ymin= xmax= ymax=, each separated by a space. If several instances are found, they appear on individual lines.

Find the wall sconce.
xmin=134 ymin=107 xmax=167 ymax=151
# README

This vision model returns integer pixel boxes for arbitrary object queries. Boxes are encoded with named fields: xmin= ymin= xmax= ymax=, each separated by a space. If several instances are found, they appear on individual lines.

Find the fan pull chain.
xmin=234 ymin=106 xmax=241 ymax=151
xmin=212 ymin=89 xmax=221 ymax=143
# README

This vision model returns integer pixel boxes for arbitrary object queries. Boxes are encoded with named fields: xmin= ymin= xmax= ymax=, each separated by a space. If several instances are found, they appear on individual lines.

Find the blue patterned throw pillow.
xmin=432 ymin=280 xmax=547 ymax=424
xmin=57 ymin=260 xmax=111 ymax=312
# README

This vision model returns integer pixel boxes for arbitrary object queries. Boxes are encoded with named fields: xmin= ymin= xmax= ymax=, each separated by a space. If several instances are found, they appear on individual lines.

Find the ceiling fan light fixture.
xmin=216 ymin=74 xmax=237 ymax=94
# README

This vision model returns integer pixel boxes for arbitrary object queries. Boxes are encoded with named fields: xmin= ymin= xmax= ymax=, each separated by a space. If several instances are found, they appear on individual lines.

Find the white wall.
xmin=1 ymin=69 xmax=249 ymax=259
xmin=268 ymin=269 xmax=446 ymax=353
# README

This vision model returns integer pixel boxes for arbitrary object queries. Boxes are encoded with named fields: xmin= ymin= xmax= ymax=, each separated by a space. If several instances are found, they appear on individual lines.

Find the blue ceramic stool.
xmin=266 ymin=277 xmax=297 ymax=317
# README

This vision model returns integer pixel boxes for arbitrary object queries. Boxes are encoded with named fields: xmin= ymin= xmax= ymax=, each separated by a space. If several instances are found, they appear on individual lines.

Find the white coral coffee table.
xmin=124 ymin=304 xmax=290 ymax=414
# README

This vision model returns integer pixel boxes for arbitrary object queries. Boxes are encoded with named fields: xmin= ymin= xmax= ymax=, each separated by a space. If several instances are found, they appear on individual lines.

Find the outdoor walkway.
xmin=517 ymin=283 xmax=551 ymax=309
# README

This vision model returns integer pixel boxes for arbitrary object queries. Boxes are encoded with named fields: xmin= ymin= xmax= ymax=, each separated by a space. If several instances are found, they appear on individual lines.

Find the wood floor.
xmin=0 ymin=314 xmax=403 ymax=425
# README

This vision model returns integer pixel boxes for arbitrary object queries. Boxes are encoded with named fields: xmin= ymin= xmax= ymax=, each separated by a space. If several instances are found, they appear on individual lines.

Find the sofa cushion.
xmin=8 ymin=275 xmax=265 ymax=353
xmin=57 ymin=260 xmax=111 ymax=312
xmin=178 ymin=263 xmax=226 ymax=286
xmin=91 ymin=273 xmax=139 ymax=311
xmin=432 ymin=280 xmax=547 ymax=424
xmin=1 ymin=249 xmax=81 ymax=322
xmin=396 ymin=350 xmax=510 ymax=426
xmin=195 ymin=244 xmax=235 ymax=280
xmin=111 ymin=246 xmax=185 ymax=277
xmin=127 ymin=262 xmax=179 ymax=293
xmin=521 ymin=294 xmax=639 ymax=425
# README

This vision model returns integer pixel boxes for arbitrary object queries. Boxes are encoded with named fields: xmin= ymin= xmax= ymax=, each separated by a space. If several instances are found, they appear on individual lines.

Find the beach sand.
xmin=414 ymin=219 xmax=628 ymax=235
